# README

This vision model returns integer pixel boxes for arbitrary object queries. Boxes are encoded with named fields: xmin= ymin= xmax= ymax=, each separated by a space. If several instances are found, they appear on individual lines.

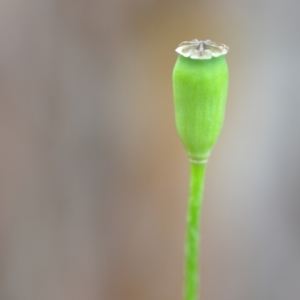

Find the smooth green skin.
xmin=172 ymin=54 xmax=229 ymax=300
xmin=173 ymin=55 xmax=228 ymax=162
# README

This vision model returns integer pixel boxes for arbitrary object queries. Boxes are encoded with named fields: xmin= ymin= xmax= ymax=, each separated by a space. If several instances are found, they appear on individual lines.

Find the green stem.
xmin=185 ymin=162 xmax=206 ymax=300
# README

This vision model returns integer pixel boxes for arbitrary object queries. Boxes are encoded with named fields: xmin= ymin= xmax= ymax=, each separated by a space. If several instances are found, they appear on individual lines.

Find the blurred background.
xmin=1 ymin=0 xmax=300 ymax=299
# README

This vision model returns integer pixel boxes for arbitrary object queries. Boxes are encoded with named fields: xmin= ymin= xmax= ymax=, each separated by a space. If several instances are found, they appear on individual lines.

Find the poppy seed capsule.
xmin=173 ymin=40 xmax=229 ymax=163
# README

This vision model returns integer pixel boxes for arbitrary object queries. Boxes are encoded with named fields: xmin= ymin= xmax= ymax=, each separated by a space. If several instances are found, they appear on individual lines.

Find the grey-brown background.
xmin=1 ymin=0 xmax=300 ymax=299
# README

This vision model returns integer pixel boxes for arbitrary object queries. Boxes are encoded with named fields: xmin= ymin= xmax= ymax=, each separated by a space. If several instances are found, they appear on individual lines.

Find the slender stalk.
xmin=185 ymin=162 xmax=206 ymax=300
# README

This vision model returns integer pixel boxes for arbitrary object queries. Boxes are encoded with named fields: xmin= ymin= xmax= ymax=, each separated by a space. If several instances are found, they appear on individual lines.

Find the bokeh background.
xmin=1 ymin=0 xmax=300 ymax=299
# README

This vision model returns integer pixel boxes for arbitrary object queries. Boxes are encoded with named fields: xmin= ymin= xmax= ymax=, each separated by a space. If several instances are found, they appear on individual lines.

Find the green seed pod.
xmin=172 ymin=39 xmax=229 ymax=163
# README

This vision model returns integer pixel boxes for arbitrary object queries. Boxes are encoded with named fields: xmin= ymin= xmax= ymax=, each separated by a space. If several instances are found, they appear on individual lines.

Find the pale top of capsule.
xmin=175 ymin=39 xmax=229 ymax=60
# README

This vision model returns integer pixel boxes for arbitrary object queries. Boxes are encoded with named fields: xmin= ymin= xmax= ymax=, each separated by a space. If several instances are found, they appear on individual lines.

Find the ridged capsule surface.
xmin=173 ymin=52 xmax=229 ymax=162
